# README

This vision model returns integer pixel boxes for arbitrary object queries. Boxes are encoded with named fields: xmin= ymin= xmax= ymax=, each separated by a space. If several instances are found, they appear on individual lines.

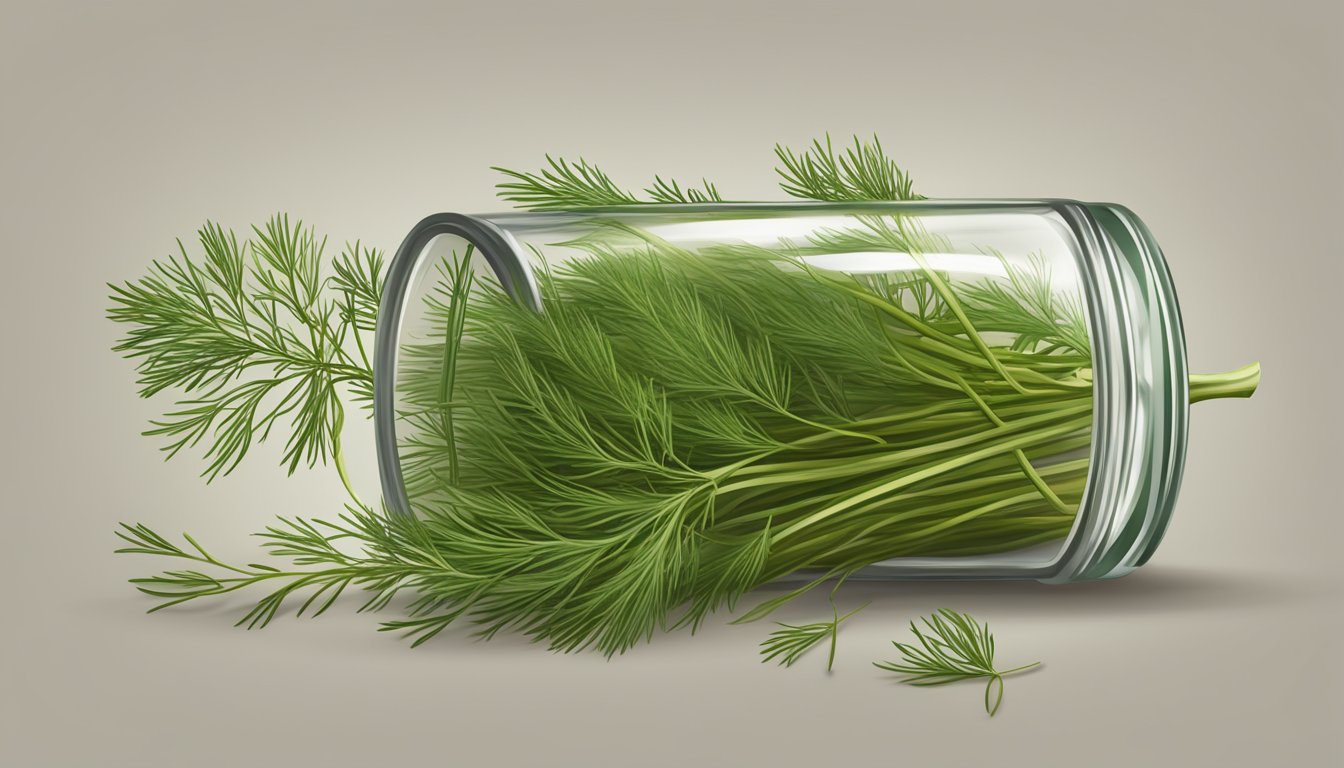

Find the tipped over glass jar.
xmin=373 ymin=201 xmax=1259 ymax=585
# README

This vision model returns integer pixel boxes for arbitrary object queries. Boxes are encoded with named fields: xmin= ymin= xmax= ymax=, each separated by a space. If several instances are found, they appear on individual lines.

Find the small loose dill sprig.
xmin=759 ymin=599 xmax=869 ymax=671
xmin=875 ymin=609 xmax=1040 ymax=716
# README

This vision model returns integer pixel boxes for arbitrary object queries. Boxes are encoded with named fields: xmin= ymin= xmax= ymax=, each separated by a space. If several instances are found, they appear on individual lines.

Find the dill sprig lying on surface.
xmin=875 ymin=609 xmax=1040 ymax=716
xmin=109 ymin=134 xmax=1260 ymax=659
xmin=760 ymin=599 xmax=869 ymax=671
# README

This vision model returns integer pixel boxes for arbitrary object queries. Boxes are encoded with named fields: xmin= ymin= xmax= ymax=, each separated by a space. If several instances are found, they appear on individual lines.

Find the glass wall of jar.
xmin=374 ymin=201 xmax=1194 ymax=583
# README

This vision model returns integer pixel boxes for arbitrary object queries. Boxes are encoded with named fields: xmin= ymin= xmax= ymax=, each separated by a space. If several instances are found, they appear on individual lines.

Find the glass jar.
xmin=374 ymin=201 xmax=1198 ymax=584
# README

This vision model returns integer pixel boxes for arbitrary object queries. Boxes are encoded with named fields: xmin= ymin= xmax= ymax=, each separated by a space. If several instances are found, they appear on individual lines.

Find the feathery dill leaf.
xmin=760 ymin=600 xmax=869 ymax=671
xmin=107 ymin=216 xmax=380 ymax=483
xmin=646 ymin=175 xmax=723 ymax=203
xmin=874 ymin=609 xmax=1040 ymax=716
xmin=115 ymin=505 xmax=454 ymax=630
xmin=493 ymin=133 xmax=916 ymax=210
xmin=775 ymin=133 xmax=922 ymax=202
xmin=494 ymin=155 xmax=722 ymax=209
xmin=956 ymin=250 xmax=1090 ymax=357
xmin=494 ymin=156 xmax=640 ymax=209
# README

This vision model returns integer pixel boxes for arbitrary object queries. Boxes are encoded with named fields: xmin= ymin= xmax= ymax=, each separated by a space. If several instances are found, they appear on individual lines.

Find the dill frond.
xmin=107 ymin=216 xmax=380 ymax=484
xmin=775 ymin=133 xmax=921 ymax=202
xmin=874 ymin=609 xmax=1040 ymax=716
xmin=493 ymin=155 xmax=722 ymax=209
xmin=646 ymin=175 xmax=723 ymax=203
xmin=494 ymin=155 xmax=640 ymax=209
xmin=760 ymin=600 xmax=869 ymax=671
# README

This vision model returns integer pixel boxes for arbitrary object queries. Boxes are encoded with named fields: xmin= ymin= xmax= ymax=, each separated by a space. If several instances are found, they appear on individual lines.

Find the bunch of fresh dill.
xmin=109 ymin=135 xmax=1259 ymax=656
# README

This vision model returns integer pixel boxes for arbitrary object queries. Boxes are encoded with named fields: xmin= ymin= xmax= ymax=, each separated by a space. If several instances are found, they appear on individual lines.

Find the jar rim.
xmin=1041 ymin=203 xmax=1190 ymax=581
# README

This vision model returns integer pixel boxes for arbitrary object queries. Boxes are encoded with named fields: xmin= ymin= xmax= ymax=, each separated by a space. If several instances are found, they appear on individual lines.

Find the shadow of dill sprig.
xmin=759 ymin=599 xmax=869 ymax=671
xmin=874 ymin=609 xmax=1040 ymax=716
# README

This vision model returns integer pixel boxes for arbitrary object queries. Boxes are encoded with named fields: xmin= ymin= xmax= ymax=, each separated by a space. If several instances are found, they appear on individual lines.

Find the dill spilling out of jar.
xmin=111 ymin=136 xmax=1260 ymax=656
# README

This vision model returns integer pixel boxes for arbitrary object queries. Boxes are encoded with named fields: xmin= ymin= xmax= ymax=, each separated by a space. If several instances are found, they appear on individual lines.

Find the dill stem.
xmin=827 ymin=602 xmax=868 ymax=672
xmin=1189 ymin=362 xmax=1260 ymax=403
xmin=769 ymin=418 xmax=1087 ymax=544
xmin=717 ymin=403 xmax=1091 ymax=491
xmin=987 ymin=661 xmax=1040 ymax=716
xmin=332 ymin=432 xmax=361 ymax=507
xmin=834 ymin=525 xmax=1074 ymax=568
xmin=709 ymin=392 xmax=1089 ymax=472
xmin=438 ymin=246 xmax=475 ymax=486
xmin=845 ymin=390 xmax=1089 ymax=431
xmin=887 ymin=325 xmax=1089 ymax=391
xmin=952 ymin=374 xmax=1070 ymax=514
xmin=762 ymin=475 xmax=1086 ymax=570
xmin=716 ymin=449 xmax=1089 ymax=536
xmin=783 ymin=489 xmax=1054 ymax=563
xmin=910 ymin=253 xmax=1027 ymax=394
xmin=998 ymin=661 xmax=1041 ymax=676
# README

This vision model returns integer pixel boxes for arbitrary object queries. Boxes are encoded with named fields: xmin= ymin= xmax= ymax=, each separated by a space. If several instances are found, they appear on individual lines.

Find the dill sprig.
xmin=114 ymin=506 xmax=458 ymax=637
xmin=760 ymin=599 xmax=869 ymax=671
xmin=107 ymin=215 xmax=381 ymax=495
xmin=493 ymin=155 xmax=721 ymax=209
xmin=491 ymin=133 xmax=914 ymax=210
xmin=775 ymin=133 xmax=921 ymax=202
xmin=646 ymin=175 xmax=723 ymax=203
xmin=874 ymin=609 xmax=1040 ymax=716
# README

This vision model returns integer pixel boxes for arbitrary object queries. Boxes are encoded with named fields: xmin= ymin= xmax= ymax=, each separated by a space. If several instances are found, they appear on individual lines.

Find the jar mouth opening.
xmin=374 ymin=214 xmax=533 ymax=516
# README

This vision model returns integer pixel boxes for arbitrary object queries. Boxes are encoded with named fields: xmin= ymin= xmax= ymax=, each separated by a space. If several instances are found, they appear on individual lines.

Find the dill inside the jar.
xmin=391 ymin=215 xmax=1096 ymax=654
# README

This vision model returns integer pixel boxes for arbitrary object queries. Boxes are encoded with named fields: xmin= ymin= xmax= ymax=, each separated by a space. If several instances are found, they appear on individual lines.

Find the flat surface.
xmin=2 ymin=1 xmax=1340 ymax=765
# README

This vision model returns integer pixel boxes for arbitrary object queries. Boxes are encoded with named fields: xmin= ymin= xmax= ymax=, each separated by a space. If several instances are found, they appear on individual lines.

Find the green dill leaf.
xmin=775 ymin=133 xmax=921 ymax=202
xmin=493 ymin=155 xmax=641 ymax=209
xmin=108 ymin=215 xmax=377 ymax=487
xmin=759 ymin=600 xmax=869 ymax=671
xmin=874 ymin=609 xmax=1040 ymax=716
xmin=645 ymin=175 xmax=723 ymax=203
xmin=494 ymin=156 xmax=724 ymax=209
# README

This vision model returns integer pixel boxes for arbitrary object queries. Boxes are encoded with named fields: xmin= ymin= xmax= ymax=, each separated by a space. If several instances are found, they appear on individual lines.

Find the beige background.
xmin=3 ymin=0 xmax=1341 ymax=765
